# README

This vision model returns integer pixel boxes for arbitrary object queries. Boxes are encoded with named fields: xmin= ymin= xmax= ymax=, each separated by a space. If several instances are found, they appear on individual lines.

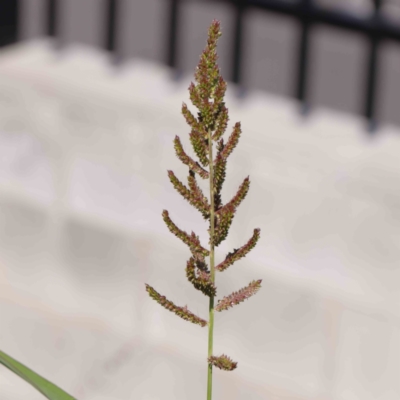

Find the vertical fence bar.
xmin=166 ymin=0 xmax=182 ymax=80
xmin=295 ymin=0 xmax=312 ymax=116
xmin=105 ymin=0 xmax=117 ymax=52
xmin=0 ymin=0 xmax=19 ymax=47
xmin=364 ymin=0 xmax=382 ymax=133
xmin=232 ymin=0 xmax=247 ymax=98
xmin=105 ymin=0 xmax=120 ymax=63
xmin=47 ymin=0 xmax=57 ymax=37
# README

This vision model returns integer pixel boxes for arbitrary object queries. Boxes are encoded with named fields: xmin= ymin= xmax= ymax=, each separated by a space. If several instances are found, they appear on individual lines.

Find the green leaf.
xmin=0 ymin=349 xmax=77 ymax=400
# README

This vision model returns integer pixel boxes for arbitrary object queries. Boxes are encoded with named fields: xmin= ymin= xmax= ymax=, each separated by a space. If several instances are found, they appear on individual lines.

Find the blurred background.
xmin=0 ymin=1 xmax=399 ymax=399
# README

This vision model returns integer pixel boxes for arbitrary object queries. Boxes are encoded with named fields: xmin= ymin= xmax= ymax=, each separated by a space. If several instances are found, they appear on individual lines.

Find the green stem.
xmin=207 ymin=132 xmax=215 ymax=400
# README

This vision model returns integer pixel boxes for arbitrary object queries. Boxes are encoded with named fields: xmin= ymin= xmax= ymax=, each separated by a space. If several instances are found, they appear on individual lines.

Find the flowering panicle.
xmin=145 ymin=20 xmax=263 ymax=399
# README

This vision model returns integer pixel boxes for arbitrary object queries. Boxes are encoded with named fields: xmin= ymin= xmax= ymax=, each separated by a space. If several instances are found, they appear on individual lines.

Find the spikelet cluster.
xmin=145 ymin=19 xmax=262 ymax=372
xmin=208 ymin=354 xmax=237 ymax=371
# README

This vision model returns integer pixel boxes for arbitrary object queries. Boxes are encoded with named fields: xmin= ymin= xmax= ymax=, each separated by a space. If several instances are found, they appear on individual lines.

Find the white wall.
xmin=0 ymin=38 xmax=399 ymax=400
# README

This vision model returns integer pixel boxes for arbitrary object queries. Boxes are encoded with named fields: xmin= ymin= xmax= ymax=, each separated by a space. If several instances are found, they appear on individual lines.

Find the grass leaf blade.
xmin=0 ymin=349 xmax=77 ymax=400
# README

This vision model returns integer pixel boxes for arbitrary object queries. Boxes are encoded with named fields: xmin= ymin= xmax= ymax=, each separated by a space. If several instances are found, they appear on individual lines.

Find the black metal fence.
xmin=2 ymin=0 xmax=400 ymax=133
xmin=163 ymin=0 xmax=399 ymax=134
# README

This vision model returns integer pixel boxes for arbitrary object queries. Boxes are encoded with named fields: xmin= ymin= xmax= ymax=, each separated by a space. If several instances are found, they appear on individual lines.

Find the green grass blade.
xmin=0 ymin=349 xmax=77 ymax=400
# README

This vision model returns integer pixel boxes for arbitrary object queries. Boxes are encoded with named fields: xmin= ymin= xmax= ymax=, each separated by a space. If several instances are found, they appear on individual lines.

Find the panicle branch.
xmin=168 ymin=170 xmax=210 ymax=220
xmin=209 ymin=176 xmax=251 ymax=247
xmin=216 ymin=229 xmax=261 ymax=272
xmin=211 ymin=102 xmax=229 ymax=142
xmin=182 ymin=103 xmax=210 ymax=167
xmin=181 ymin=102 xmax=207 ymax=138
xmin=174 ymin=136 xmax=209 ymax=179
xmin=215 ymin=279 xmax=262 ymax=312
xmin=208 ymin=203 xmax=234 ymax=247
xmin=213 ymin=145 xmax=227 ymax=202
xmin=188 ymin=82 xmax=203 ymax=112
xmin=188 ymin=170 xmax=211 ymax=218
xmin=223 ymin=176 xmax=250 ymax=211
xmin=186 ymin=256 xmax=217 ymax=297
xmin=219 ymin=122 xmax=242 ymax=159
xmin=145 ymin=284 xmax=207 ymax=327
xmin=162 ymin=210 xmax=210 ymax=257
xmin=190 ymin=130 xmax=209 ymax=167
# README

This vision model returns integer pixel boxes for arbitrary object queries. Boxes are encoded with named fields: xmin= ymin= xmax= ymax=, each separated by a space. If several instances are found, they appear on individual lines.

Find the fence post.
xmin=232 ymin=0 xmax=247 ymax=99
xmin=166 ymin=0 xmax=182 ymax=81
xmin=0 ymin=0 xmax=19 ymax=47
xmin=104 ymin=0 xmax=121 ymax=64
xmin=295 ymin=0 xmax=313 ymax=117
xmin=364 ymin=0 xmax=382 ymax=134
